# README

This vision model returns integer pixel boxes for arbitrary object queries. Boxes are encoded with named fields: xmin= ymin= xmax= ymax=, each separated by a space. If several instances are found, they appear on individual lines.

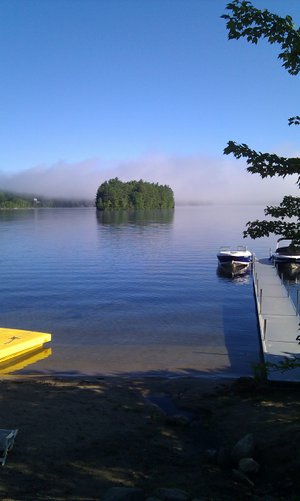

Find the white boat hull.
xmin=272 ymin=238 xmax=300 ymax=270
xmin=217 ymin=246 xmax=252 ymax=269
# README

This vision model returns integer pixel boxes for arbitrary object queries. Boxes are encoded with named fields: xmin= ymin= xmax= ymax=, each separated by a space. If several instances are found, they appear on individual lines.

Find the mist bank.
xmin=0 ymin=154 xmax=298 ymax=205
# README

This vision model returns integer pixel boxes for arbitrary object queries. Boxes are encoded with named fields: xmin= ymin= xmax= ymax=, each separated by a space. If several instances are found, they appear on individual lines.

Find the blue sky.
xmin=0 ymin=0 xmax=299 ymax=202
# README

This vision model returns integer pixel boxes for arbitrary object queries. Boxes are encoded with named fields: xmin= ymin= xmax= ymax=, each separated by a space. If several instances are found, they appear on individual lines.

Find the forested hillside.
xmin=96 ymin=178 xmax=175 ymax=210
xmin=0 ymin=191 xmax=93 ymax=208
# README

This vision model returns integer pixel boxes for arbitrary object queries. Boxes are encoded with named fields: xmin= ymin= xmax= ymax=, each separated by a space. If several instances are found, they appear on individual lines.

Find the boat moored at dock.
xmin=272 ymin=238 xmax=300 ymax=271
xmin=217 ymin=245 xmax=253 ymax=270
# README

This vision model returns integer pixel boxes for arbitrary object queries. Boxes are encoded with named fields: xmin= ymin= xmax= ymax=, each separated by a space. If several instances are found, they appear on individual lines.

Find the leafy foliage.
xmin=95 ymin=178 xmax=175 ymax=211
xmin=222 ymin=0 xmax=300 ymax=75
xmin=222 ymin=1 xmax=300 ymax=240
xmin=223 ymin=141 xmax=300 ymax=182
xmin=243 ymin=218 xmax=299 ymax=239
xmin=265 ymin=195 xmax=300 ymax=219
xmin=244 ymin=196 xmax=300 ymax=239
xmin=289 ymin=116 xmax=300 ymax=126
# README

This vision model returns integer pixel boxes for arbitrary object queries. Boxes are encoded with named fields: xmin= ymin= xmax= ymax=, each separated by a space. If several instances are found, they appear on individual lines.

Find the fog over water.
xmin=0 ymin=154 xmax=298 ymax=204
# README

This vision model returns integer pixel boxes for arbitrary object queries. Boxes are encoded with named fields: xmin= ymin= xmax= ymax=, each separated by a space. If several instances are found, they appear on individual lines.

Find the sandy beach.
xmin=0 ymin=375 xmax=298 ymax=500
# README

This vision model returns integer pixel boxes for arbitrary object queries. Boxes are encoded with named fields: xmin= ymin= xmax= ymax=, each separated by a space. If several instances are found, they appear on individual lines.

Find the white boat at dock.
xmin=272 ymin=238 xmax=300 ymax=271
xmin=217 ymin=245 xmax=252 ymax=270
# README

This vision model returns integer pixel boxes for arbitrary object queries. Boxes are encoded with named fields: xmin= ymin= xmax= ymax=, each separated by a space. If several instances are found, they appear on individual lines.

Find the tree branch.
xmin=222 ymin=0 xmax=300 ymax=75
xmin=265 ymin=196 xmax=300 ymax=219
xmin=244 ymin=219 xmax=300 ymax=239
xmin=224 ymin=141 xmax=300 ymax=183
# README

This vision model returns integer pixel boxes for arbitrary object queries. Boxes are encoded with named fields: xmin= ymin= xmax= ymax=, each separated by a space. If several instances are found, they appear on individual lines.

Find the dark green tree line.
xmin=222 ymin=0 xmax=300 ymax=240
xmin=0 ymin=191 xmax=32 ymax=209
xmin=0 ymin=191 xmax=93 ymax=208
xmin=95 ymin=178 xmax=175 ymax=211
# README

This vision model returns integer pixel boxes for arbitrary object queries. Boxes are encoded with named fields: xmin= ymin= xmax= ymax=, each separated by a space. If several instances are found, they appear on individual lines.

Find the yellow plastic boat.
xmin=0 ymin=328 xmax=51 ymax=363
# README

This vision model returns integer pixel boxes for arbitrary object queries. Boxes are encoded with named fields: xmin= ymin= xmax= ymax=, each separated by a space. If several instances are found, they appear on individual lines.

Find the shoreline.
xmin=0 ymin=341 xmax=259 ymax=381
xmin=0 ymin=370 xmax=237 ymax=383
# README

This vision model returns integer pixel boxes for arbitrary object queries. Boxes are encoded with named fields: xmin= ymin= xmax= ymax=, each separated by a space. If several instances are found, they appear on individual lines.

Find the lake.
xmin=0 ymin=205 xmax=282 ymax=377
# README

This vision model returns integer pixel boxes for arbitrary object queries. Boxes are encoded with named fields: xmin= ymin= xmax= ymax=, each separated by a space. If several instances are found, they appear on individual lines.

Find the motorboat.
xmin=217 ymin=245 xmax=252 ymax=269
xmin=272 ymin=238 xmax=300 ymax=270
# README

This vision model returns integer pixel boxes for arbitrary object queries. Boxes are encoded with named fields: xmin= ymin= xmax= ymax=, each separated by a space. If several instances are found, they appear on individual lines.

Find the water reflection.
xmin=276 ymin=264 xmax=300 ymax=282
xmin=96 ymin=208 xmax=174 ymax=226
xmin=216 ymin=264 xmax=251 ymax=285
xmin=0 ymin=347 xmax=52 ymax=375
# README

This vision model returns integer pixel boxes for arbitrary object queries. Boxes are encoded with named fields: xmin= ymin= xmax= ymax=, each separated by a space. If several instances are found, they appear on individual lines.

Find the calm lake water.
xmin=0 ymin=205 xmax=282 ymax=377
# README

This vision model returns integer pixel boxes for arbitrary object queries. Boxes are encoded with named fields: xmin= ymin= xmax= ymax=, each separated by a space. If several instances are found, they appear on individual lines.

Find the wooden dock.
xmin=253 ymin=258 xmax=300 ymax=382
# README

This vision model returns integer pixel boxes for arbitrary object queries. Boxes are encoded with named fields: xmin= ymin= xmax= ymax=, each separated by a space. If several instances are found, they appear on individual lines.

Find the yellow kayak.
xmin=0 ymin=328 xmax=51 ymax=363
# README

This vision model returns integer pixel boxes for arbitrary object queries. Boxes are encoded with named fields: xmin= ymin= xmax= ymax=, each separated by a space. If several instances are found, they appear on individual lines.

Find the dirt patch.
xmin=0 ymin=375 xmax=298 ymax=500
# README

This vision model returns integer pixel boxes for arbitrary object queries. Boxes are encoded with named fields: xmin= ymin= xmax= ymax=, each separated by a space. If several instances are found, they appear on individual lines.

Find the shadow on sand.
xmin=0 ymin=371 xmax=299 ymax=500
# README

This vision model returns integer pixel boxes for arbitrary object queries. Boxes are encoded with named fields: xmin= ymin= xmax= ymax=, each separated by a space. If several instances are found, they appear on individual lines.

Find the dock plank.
xmin=259 ymin=296 xmax=296 ymax=316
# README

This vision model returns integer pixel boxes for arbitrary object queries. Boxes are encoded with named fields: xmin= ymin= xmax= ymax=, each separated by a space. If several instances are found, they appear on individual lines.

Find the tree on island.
xmin=222 ymin=0 xmax=300 ymax=241
xmin=95 ymin=178 xmax=175 ymax=211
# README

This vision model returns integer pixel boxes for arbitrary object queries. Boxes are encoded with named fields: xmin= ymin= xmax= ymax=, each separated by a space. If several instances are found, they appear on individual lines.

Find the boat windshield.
xmin=277 ymin=242 xmax=300 ymax=255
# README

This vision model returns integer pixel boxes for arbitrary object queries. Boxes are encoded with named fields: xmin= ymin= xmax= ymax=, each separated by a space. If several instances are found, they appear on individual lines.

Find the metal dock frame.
xmin=253 ymin=258 xmax=300 ymax=382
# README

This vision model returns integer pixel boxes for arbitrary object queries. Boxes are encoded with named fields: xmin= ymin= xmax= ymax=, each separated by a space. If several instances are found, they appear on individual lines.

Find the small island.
xmin=95 ymin=178 xmax=175 ymax=210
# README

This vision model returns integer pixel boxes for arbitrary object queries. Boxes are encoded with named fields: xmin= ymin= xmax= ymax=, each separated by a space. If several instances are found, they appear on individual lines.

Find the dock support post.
xmin=260 ymin=288 xmax=262 ymax=313
xmin=287 ymin=281 xmax=290 ymax=297
xmin=263 ymin=318 xmax=267 ymax=341
xmin=297 ymin=289 xmax=299 ymax=316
